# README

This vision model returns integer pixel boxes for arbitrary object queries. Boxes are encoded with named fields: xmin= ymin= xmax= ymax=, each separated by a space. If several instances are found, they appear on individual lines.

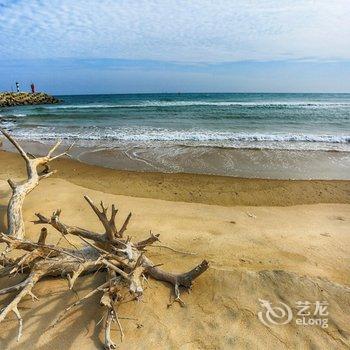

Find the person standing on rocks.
xmin=31 ymin=83 xmax=35 ymax=93
xmin=15 ymin=81 xmax=20 ymax=92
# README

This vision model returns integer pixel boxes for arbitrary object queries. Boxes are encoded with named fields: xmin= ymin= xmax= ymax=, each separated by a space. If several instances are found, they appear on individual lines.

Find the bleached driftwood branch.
xmin=0 ymin=131 xmax=209 ymax=349
xmin=1 ymin=128 xmax=73 ymax=238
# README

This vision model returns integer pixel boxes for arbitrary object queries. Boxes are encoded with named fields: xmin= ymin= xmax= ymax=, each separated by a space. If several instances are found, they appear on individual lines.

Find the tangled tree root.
xmin=0 ymin=129 xmax=209 ymax=349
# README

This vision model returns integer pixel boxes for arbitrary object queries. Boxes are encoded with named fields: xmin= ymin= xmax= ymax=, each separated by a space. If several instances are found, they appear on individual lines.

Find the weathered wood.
xmin=1 ymin=128 xmax=72 ymax=238
xmin=0 ymin=131 xmax=209 ymax=348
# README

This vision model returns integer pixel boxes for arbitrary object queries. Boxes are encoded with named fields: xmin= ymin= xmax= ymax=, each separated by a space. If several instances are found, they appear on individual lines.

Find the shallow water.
xmin=1 ymin=93 xmax=349 ymax=179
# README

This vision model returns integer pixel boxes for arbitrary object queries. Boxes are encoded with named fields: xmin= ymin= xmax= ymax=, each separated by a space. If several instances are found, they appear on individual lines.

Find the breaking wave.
xmin=23 ymin=101 xmax=350 ymax=110
xmin=5 ymin=127 xmax=350 ymax=145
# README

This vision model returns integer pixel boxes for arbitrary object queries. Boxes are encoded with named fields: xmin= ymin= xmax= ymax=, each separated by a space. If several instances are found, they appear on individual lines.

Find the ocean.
xmin=1 ymin=93 xmax=350 ymax=179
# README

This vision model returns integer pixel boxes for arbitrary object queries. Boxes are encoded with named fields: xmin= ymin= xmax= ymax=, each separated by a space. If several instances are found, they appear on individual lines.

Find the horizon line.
xmin=52 ymin=91 xmax=350 ymax=96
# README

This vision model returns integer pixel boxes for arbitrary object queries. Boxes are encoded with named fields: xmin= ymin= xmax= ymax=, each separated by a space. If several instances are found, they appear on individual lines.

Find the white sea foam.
xmin=6 ymin=127 xmax=350 ymax=145
xmin=34 ymin=101 xmax=350 ymax=109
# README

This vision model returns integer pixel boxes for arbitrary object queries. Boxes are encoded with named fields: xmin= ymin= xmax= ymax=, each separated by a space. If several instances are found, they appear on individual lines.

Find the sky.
xmin=0 ymin=0 xmax=350 ymax=94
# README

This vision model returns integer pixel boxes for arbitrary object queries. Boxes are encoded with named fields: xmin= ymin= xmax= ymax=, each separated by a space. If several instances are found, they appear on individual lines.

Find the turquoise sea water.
xmin=1 ymin=93 xmax=350 ymax=179
xmin=1 ymin=93 xmax=349 ymax=151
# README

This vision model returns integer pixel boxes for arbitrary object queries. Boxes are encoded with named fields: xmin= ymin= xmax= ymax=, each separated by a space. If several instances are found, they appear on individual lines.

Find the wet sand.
xmin=0 ymin=150 xmax=349 ymax=206
xmin=2 ymin=138 xmax=350 ymax=180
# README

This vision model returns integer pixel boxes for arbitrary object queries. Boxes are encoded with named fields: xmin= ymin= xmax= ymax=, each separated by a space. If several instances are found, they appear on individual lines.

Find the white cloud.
xmin=0 ymin=0 xmax=349 ymax=62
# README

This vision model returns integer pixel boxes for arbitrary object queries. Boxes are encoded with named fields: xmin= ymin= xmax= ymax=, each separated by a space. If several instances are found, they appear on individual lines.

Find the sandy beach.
xmin=0 ymin=149 xmax=349 ymax=349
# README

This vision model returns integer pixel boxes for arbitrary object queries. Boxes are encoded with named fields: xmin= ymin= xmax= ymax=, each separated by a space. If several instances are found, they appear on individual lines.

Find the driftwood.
xmin=0 ymin=129 xmax=209 ymax=349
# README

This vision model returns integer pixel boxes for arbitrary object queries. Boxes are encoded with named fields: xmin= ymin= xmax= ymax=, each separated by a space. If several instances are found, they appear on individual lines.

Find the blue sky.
xmin=0 ymin=0 xmax=350 ymax=94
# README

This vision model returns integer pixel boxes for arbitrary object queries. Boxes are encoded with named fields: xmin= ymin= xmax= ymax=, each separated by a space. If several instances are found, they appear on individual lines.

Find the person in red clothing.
xmin=30 ymin=83 xmax=35 ymax=93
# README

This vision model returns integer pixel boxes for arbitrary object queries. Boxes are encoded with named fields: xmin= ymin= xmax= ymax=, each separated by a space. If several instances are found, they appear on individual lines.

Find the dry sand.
xmin=0 ymin=150 xmax=349 ymax=349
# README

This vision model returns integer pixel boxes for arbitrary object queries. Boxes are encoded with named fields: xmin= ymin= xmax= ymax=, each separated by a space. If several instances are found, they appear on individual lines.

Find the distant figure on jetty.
xmin=15 ymin=81 xmax=20 ymax=93
xmin=31 ymin=83 xmax=35 ymax=94
xmin=0 ymin=92 xmax=59 ymax=107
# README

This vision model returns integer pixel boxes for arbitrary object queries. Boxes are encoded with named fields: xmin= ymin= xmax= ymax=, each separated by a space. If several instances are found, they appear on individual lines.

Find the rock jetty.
xmin=0 ymin=92 xmax=60 ymax=107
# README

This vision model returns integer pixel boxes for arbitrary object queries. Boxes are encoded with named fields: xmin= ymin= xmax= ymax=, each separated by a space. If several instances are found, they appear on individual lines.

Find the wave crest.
xmin=5 ymin=127 xmax=350 ymax=144
xmin=25 ymin=100 xmax=350 ymax=110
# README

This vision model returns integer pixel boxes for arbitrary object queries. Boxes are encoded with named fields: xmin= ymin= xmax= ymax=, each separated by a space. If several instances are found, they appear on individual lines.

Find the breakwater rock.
xmin=0 ymin=92 xmax=60 ymax=107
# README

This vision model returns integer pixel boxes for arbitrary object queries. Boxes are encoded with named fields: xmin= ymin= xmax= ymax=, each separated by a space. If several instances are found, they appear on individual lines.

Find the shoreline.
xmin=1 ymin=138 xmax=350 ymax=181
xmin=1 ymin=148 xmax=349 ymax=206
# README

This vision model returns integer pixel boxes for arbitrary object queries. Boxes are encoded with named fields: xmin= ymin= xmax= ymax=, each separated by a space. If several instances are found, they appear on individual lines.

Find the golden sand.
xmin=0 ymin=150 xmax=349 ymax=349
